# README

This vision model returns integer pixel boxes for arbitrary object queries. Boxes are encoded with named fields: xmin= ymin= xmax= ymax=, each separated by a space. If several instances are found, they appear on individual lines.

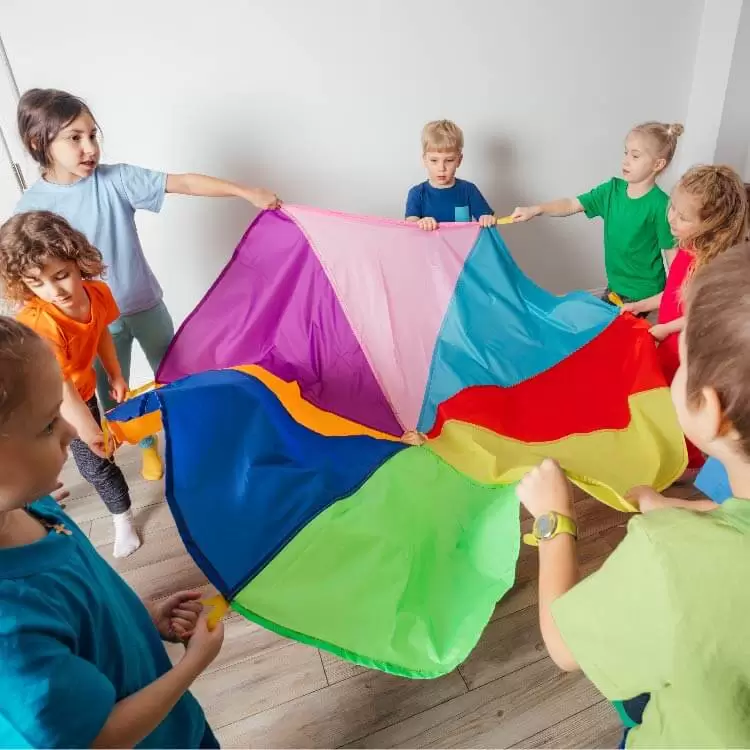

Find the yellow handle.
xmin=496 ymin=215 xmax=514 ymax=225
xmin=608 ymin=292 xmax=624 ymax=307
xmin=203 ymin=595 xmax=230 ymax=630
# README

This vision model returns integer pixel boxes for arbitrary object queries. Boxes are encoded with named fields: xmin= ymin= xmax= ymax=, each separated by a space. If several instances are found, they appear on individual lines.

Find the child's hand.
xmin=516 ymin=459 xmax=577 ymax=520
xmin=479 ymin=214 xmax=496 ymax=228
xmin=109 ymin=376 xmax=129 ymax=404
xmin=620 ymin=301 xmax=643 ymax=315
xmin=511 ymin=206 xmax=541 ymax=223
xmin=182 ymin=613 xmax=225 ymax=673
xmin=81 ymin=426 xmax=107 ymax=458
xmin=150 ymin=591 xmax=203 ymax=642
xmin=648 ymin=323 xmax=670 ymax=341
xmin=243 ymin=187 xmax=281 ymax=210
xmin=417 ymin=217 xmax=438 ymax=231
xmin=625 ymin=485 xmax=667 ymax=513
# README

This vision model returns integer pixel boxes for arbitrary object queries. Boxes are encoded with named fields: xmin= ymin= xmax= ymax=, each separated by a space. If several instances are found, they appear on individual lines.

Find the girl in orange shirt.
xmin=0 ymin=211 xmax=139 ymax=557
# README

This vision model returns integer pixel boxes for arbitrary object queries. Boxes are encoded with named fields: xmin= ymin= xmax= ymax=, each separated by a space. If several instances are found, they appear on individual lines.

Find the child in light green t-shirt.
xmin=516 ymin=243 xmax=750 ymax=748
xmin=512 ymin=122 xmax=682 ymax=302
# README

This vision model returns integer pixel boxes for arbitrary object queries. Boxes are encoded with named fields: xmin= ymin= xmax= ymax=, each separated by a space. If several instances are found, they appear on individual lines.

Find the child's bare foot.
xmin=51 ymin=481 xmax=70 ymax=509
xmin=517 ymin=459 xmax=576 ymax=519
xmin=625 ymin=485 xmax=667 ymax=513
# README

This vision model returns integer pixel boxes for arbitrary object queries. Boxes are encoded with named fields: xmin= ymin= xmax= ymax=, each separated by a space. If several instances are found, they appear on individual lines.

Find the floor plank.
xmin=193 ymin=642 xmax=328 ymax=729
xmin=348 ymin=658 xmax=602 ymax=749
xmin=512 ymin=700 xmax=622 ymax=749
xmin=219 ymin=670 xmax=467 ymax=749
xmin=320 ymin=649 xmax=368 ymax=685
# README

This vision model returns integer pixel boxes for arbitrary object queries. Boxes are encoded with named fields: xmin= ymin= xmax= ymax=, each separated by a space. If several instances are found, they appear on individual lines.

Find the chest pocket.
xmin=454 ymin=206 xmax=471 ymax=222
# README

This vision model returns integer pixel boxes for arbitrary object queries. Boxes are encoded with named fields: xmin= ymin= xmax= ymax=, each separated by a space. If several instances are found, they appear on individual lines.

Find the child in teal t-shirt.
xmin=0 ymin=316 xmax=225 ymax=748
xmin=511 ymin=122 xmax=682 ymax=302
xmin=515 ymin=244 xmax=750 ymax=748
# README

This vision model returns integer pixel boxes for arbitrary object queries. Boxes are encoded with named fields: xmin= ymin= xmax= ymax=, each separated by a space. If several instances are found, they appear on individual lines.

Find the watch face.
xmin=536 ymin=513 xmax=557 ymax=539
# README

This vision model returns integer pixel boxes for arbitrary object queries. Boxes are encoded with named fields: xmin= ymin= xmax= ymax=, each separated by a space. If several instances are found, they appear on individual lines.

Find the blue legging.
xmin=95 ymin=300 xmax=174 ymax=448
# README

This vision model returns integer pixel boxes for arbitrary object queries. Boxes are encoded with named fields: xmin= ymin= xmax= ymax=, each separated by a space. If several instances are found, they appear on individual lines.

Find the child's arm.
xmin=60 ymin=380 xmax=106 ymax=457
xmin=97 ymin=329 xmax=128 ymax=404
xmin=649 ymin=315 xmax=684 ymax=341
xmin=511 ymin=198 xmax=584 ymax=222
xmin=621 ymin=292 xmax=662 ymax=316
xmin=92 ymin=614 xmax=223 ymax=748
xmin=627 ymin=485 xmax=718 ymax=513
xmin=166 ymin=173 xmax=280 ymax=210
xmin=516 ymin=460 xmax=581 ymax=671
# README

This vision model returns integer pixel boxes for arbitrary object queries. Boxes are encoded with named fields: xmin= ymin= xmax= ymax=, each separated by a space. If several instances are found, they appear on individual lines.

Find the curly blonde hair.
xmin=0 ymin=211 xmax=105 ymax=303
xmin=678 ymin=165 xmax=748 ymax=271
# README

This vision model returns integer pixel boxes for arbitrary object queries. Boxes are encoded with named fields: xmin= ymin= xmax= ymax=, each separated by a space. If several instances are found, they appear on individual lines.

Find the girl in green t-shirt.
xmin=511 ymin=122 xmax=683 ymax=303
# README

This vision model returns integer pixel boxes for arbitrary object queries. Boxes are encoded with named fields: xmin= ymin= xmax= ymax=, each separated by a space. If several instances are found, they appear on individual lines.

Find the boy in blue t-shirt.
xmin=405 ymin=119 xmax=495 ymax=230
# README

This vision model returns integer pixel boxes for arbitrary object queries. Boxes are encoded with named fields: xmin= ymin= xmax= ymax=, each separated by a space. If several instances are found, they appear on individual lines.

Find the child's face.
xmin=22 ymin=257 xmax=86 ymax=313
xmin=622 ymin=132 xmax=664 ymax=185
xmin=423 ymin=150 xmax=462 ymax=188
xmin=47 ymin=111 xmax=100 ymax=182
xmin=668 ymin=185 xmax=703 ymax=245
xmin=0 ymin=348 xmax=75 ymax=511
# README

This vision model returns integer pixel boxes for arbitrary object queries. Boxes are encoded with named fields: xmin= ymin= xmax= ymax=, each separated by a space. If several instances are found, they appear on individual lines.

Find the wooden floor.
xmin=62 ymin=445 xmax=703 ymax=749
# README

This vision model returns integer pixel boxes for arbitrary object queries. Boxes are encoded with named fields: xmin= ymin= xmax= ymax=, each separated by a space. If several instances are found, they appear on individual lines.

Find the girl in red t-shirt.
xmin=622 ymin=165 xmax=748 ymax=467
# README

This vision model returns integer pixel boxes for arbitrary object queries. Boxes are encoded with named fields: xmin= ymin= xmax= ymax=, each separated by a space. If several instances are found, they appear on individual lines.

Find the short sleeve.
xmin=16 ymin=308 xmax=74 ymax=382
xmin=467 ymin=183 xmax=493 ymax=219
xmin=0 ymin=625 xmax=115 ymax=747
xmin=655 ymin=198 xmax=675 ymax=250
xmin=405 ymin=185 xmax=423 ymax=218
xmin=91 ymin=282 xmax=121 ymax=326
xmin=116 ymin=163 xmax=167 ymax=213
xmin=577 ymin=179 xmax=613 ymax=219
xmin=551 ymin=517 xmax=674 ymax=700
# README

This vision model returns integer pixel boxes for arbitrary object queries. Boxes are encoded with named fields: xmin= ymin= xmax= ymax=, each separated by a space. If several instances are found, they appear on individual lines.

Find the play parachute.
xmin=106 ymin=205 xmax=687 ymax=678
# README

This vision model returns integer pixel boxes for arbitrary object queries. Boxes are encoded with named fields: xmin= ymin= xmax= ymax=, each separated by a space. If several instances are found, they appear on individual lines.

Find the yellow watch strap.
xmin=522 ymin=513 xmax=577 ymax=547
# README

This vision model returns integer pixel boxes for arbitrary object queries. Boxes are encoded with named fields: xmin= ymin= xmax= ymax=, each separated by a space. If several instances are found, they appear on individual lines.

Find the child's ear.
xmin=654 ymin=157 xmax=667 ymax=174
xmin=702 ymin=386 xmax=727 ymax=442
xmin=457 ymin=152 xmax=464 ymax=168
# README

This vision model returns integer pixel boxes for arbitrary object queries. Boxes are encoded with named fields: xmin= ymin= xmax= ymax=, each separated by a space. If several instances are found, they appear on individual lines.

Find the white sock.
xmin=112 ymin=510 xmax=142 ymax=558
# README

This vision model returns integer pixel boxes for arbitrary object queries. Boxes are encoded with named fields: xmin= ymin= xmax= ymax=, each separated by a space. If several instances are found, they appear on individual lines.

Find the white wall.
xmin=0 ymin=0 xmax=703 ymax=385
xmin=705 ymin=0 xmax=750 ymax=175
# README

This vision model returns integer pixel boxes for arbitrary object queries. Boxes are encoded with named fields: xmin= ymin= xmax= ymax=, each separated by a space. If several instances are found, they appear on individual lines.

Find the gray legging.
xmin=70 ymin=397 xmax=131 ymax=515
xmin=95 ymin=300 xmax=174 ymax=447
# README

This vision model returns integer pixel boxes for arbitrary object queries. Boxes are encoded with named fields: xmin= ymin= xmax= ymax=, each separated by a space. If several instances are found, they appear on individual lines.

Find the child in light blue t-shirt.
xmin=15 ymin=88 xmax=281 ymax=482
xmin=405 ymin=119 xmax=495 ymax=231
xmin=0 ymin=316 xmax=225 ymax=748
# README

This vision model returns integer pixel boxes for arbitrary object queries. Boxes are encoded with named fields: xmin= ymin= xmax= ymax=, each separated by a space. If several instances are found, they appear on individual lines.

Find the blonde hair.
xmin=421 ymin=120 xmax=464 ymax=154
xmin=678 ymin=165 xmax=748 ymax=271
xmin=631 ymin=121 xmax=684 ymax=168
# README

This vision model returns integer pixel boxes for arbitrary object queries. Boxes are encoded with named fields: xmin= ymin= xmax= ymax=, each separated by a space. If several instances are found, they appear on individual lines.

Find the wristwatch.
xmin=523 ymin=511 xmax=577 ymax=547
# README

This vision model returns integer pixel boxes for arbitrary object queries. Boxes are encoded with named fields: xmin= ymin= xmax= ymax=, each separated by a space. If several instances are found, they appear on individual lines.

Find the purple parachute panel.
xmin=157 ymin=210 xmax=401 ymax=436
